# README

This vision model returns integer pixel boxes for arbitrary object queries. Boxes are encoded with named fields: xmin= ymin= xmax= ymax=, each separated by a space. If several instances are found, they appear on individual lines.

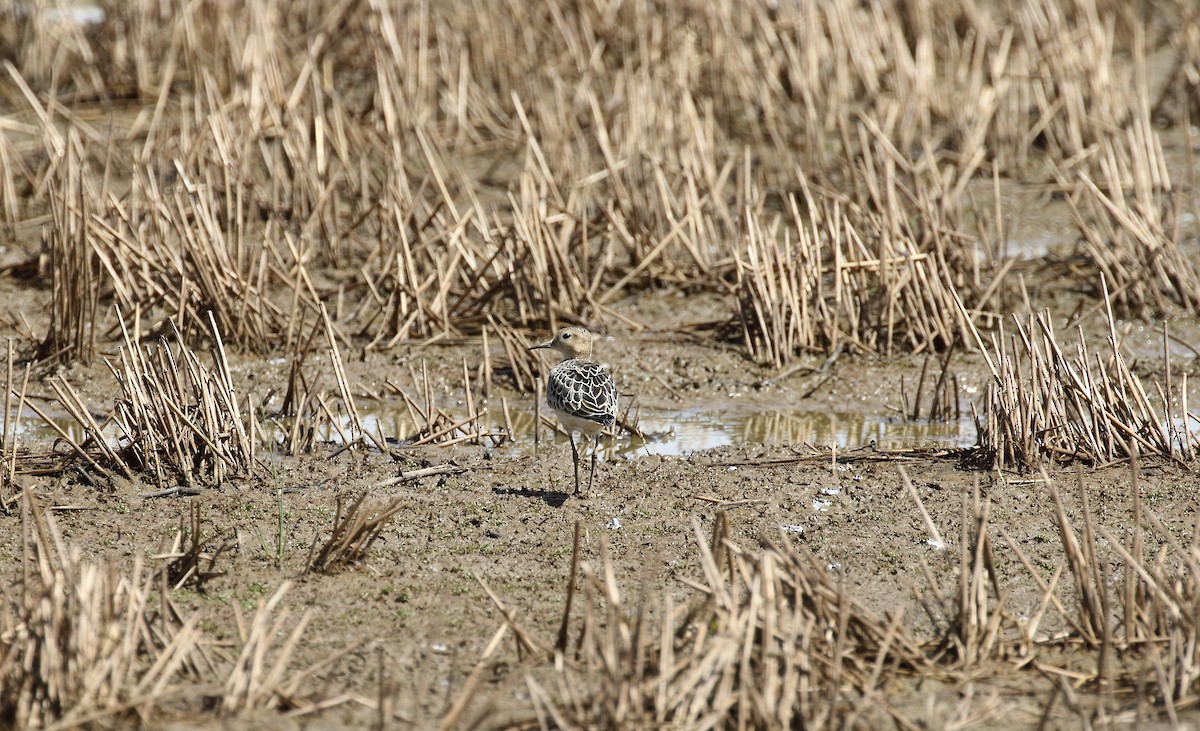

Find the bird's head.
xmin=529 ymin=326 xmax=596 ymax=361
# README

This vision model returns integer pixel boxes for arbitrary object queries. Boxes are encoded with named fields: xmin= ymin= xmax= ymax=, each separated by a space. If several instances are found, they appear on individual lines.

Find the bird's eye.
xmin=562 ymin=332 xmax=572 ymax=339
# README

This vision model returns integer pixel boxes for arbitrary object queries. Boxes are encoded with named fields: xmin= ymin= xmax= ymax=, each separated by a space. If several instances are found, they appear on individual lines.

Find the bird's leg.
xmin=569 ymin=432 xmax=581 ymax=495
xmin=587 ymin=433 xmax=600 ymax=494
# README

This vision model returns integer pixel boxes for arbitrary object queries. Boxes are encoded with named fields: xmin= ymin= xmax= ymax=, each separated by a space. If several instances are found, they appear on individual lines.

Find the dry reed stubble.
xmin=220 ymin=580 xmax=362 ymax=716
xmin=452 ymin=457 xmax=1200 ymax=728
xmin=454 ymin=514 xmax=932 ymax=730
xmin=1062 ymin=127 xmax=1200 ymax=317
xmin=101 ymin=312 xmax=254 ymax=488
xmin=0 ymin=490 xmax=203 ymax=729
xmin=970 ymin=287 xmax=1197 ymax=470
xmin=736 ymin=185 xmax=977 ymax=366
xmin=1036 ymin=461 xmax=1200 ymax=718
xmin=41 ymin=130 xmax=100 ymax=364
xmin=0 ymin=494 xmax=364 ymax=724
xmin=3 ymin=0 xmax=1194 ymax=369
xmin=14 ymin=308 xmax=260 ymax=490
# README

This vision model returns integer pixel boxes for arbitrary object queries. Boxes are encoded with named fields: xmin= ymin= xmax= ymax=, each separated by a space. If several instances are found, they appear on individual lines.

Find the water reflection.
xmin=8 ymin=408 xmax=98 ymax=444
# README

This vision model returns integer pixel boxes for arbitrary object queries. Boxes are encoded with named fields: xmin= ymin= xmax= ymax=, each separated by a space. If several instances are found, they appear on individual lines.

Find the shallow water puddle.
xmin=628 ymin=405 xmax=976 ymax=456
xmin=7 ymin=402 xmax=977 ymax=457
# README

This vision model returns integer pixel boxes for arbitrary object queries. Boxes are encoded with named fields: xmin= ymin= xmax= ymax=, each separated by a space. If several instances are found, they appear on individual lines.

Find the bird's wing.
xmin=549 ymin=362 xmax=618 ymax=425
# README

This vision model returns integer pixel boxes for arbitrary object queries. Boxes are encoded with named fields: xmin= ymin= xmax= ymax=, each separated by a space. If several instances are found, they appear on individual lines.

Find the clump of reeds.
xmin=908 ymin=471 xmax=1010 ymax=666
xmin=1065 ymin=124 xmax=1200 ymax=317
xmin=14 ymin=289 xmax=261 ymax=488
xmin=970 ymin=287 xmax=1197 ymax=471
xmin=303 ymin=491 xmax=406 ymax=575
xmin=87 ymin=311 xmax=253 ymax=488
xmin=84 ymin=166 xmax=300 ymax=353
xmin=914 ymin=460 xmax=1200 ymax=718
xmin=0 ymin=490 xmax=359 ymax=724
xmin=0 ymin=491 xmax=202 ymax=728
xmin=1028 ymin=462 xmax=1200 ymax=716
xmin=40 ymin=131 xmax=100 ymax=364
xmin=736 ymin=183 xmax=977 ymax=366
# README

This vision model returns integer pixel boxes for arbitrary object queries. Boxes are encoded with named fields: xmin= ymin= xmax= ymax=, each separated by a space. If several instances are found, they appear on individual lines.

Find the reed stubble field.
xmin=4 ymin=0 xmax=1200 ymax=728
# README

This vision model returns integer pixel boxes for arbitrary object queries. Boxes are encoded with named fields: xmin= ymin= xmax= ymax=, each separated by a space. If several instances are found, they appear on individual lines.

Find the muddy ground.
xmin=2 ymin=279 xmax=1200 ymax=729
xmin=5 ymin=1 xmax=1200 ymax=726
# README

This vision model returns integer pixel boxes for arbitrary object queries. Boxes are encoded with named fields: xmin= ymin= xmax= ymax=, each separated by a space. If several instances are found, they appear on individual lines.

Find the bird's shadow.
xmin=493 ymin=486 xmax=571 ymax=508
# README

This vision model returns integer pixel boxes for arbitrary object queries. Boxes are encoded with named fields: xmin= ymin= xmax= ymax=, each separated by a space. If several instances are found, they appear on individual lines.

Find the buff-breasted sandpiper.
xmin=529 ymin=326 xmax=618 ymax=495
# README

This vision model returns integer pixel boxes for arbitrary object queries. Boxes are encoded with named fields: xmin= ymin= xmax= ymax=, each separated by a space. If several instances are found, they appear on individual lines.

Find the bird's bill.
xmin=528 ymin=339 xmax=553 ymax=351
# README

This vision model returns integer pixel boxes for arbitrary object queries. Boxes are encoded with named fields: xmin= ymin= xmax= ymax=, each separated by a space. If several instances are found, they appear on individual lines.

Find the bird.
xmin=529 ymin=326 xmax=618 ymax=496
